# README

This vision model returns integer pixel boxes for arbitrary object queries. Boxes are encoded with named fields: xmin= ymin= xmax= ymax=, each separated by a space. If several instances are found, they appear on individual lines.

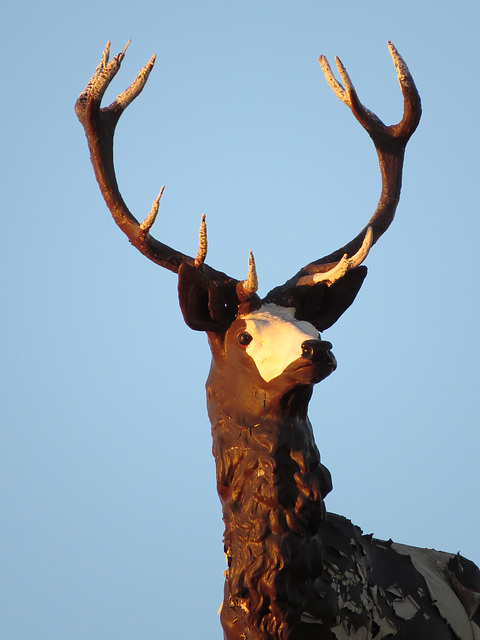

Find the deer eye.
xmin=237 ymin=331 xmax=253 ymax=346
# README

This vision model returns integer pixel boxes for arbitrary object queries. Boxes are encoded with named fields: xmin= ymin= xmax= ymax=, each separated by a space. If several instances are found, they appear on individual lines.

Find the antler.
xmin=76 ymin=41 xmax=420 ymax=331
xmin=75 ymin=41 xmax=232 ymax=285
xmin=281 ymin=41 xmax=421 ymax=288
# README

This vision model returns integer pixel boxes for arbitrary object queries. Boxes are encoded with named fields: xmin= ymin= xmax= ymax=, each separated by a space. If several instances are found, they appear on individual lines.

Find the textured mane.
xmin=212 ymin=407 xmax=332 ymax=639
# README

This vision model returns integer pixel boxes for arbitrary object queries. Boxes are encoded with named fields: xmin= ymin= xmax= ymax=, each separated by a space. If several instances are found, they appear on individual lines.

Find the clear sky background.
xmin=1 ymin=2 xmax=479 ymax=639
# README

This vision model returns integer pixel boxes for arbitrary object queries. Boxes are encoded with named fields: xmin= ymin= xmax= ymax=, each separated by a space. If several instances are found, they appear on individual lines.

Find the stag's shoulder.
xmin=387 ymin=541 xmax=480 ymax=639
xmin=301 ymin=513 xmax=480 ymax=639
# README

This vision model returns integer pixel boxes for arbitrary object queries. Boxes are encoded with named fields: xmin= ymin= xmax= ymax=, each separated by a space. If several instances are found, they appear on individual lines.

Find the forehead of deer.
xmin=238 ymin=303 xmax=319 ymax=382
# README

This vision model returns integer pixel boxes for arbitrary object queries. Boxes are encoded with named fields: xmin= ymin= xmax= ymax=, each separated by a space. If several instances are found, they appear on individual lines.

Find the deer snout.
xmin=301 ymin=339 xmax=336 ymax=369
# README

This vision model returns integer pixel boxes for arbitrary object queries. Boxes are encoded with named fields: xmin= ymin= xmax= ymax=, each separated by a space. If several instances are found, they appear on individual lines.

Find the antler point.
xmin=195 ymin=213 xmax=208 ymax=268
xmin=247 ymin=251 xmax=258 ymax=291
xmin=140 ymin=189 xmax=165 ymax=232
xmin=102 ymin=41 xmax=111 ymax=66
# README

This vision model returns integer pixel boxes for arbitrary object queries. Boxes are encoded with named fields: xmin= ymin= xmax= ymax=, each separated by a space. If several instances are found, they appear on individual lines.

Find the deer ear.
xmin=266 ymin=266 xmax=367 ymax=332
xmin=178 ymin=263 xmax=235 ymax=332
xmin=312 ymin=266 xmax=367 ymax=331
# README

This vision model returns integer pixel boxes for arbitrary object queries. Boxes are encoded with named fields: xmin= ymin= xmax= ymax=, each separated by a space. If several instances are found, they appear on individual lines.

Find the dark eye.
xmin=237 ymin=331 xmax=253 ymax=346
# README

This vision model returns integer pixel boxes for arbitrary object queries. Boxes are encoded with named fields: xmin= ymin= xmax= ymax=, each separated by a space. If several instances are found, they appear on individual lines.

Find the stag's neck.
xmin=207 ymin=381 xmax=332 ymax=639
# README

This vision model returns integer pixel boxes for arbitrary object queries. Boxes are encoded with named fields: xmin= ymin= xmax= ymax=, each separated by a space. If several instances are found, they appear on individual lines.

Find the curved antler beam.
xmin=276 ymin=41 xmax=421 ymax=291
xmin=75 ymin=41 xmax=232 ymax=286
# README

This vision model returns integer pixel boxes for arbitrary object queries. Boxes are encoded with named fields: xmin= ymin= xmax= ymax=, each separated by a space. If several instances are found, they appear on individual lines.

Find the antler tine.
xmin=140 ymin=186 xmax=165 ymax=233
xmin=114 ymin=50 xmax=156 ymax=113
xmin=387 ymin=41 xmax=422 ymax=140
xmin=246 ymin=251 xmax=258 ymax=293
xmin=318 ymin=55 xmax=348 ymax=105
xmin=194 ymin=214 xmax=208 ymax=267
xmin=236 ymin=251 xmax=258 ymax=301
xmin=297 ymin=227 xmax=373 ymax=287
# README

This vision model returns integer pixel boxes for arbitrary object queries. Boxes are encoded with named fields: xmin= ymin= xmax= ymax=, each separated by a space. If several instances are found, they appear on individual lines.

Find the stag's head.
xmin=177 ymin=222 xmax=374 ymax=422
xmin=75 ymin=41 xmax=420 ymax=421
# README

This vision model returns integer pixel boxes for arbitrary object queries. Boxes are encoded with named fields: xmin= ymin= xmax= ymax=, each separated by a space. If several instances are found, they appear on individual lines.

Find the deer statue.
xmin=76 ymin=41 xmax=480 ymax=640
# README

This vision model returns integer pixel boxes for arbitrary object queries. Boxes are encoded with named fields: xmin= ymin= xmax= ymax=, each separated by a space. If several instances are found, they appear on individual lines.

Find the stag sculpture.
xmin=76 ymin=42 xmax=480 ymax=640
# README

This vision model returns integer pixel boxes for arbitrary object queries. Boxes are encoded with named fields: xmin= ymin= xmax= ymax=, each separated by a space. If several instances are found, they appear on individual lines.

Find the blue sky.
xmin=1 ymin=2 xmax=479 ymax=638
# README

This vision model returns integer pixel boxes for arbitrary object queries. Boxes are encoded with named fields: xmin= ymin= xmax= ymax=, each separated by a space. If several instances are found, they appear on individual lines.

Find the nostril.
xmin=301 ymin=340 xmax=316 ymax=360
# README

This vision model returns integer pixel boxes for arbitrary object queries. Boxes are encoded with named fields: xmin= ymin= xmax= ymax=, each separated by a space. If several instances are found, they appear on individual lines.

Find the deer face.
xmin=236 ymin=303 xmax=336 ymax=384
xmin=207 ymin=303 xmax=336 ymax=406
xmin=177 ymin=261 xmax=365 ymax=414
xmin=205 ymin=302 xmax=337 ymax=427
